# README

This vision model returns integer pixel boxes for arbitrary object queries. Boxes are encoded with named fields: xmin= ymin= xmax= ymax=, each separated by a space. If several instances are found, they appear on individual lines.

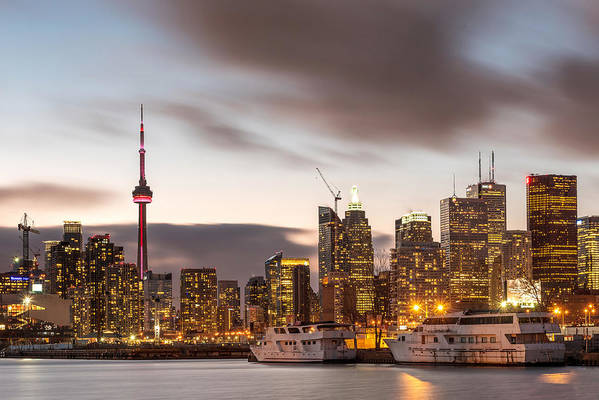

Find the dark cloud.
xmin=131 ymin=0 xmax=599 ymax=156
xmin=0 ymin=182 xmax=113 ymax=208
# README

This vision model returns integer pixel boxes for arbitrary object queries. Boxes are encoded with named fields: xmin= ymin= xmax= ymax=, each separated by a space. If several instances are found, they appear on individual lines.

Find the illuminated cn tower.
xmin=132 ymin=104 xmax=153 ymax=279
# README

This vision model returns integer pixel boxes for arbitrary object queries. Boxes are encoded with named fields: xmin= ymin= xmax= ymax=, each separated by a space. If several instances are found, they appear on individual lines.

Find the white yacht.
xmin=251 ymin=323 xmax=356 ymax=362
xmin=385 ymin=311 xmax=565 ymax=365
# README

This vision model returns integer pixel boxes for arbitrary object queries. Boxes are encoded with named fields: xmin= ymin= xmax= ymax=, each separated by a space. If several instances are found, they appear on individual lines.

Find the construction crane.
xmin=316 ymin=168 xmax=342 ymax=214
xmin=18 ymin=213 xmax=39 ymax=266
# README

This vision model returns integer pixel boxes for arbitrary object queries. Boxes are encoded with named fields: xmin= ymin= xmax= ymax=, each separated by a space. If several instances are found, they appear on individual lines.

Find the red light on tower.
xmin=526 ymin=176 xmax=531 ymax=186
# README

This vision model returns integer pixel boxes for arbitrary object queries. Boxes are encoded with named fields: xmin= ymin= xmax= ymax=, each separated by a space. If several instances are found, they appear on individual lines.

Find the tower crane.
xmin=316 ymin=168 xmax=342 ymax=215
xmin=18 ymin=213 xmax=39 ymax=267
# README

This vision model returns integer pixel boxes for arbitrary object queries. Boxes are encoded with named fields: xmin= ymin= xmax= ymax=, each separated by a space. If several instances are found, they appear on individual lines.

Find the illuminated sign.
xmin=31 ymin=283 xmax=43 ymax=293
xmin=10 ymin=276 xmax=29 ymax=282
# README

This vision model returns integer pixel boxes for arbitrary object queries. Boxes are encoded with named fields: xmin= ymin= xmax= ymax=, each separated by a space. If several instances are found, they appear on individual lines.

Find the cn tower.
xmin=132 ymin=104 xmax=152 ymax=279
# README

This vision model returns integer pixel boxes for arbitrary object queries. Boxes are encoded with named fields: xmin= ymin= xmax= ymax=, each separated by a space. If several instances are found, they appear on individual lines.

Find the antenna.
xmin=491 ymin=150 xmax=495 ymax=182
xmin=488 ymin=155 xmax=491 ymax=182
xmin=478 ymin=152 xmax=482 ymax=183
xmin=452 ymin=173 xmax=456 ymax=197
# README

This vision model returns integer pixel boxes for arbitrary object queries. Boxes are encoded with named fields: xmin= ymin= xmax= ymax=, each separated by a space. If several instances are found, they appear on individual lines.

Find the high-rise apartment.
xmin=180 ymin=268 xmax=218 ymax=335
xmin=577 ymin=216 xmax=599 ymax=290
xmin=217 ymin=280 xmax=241 ymax=332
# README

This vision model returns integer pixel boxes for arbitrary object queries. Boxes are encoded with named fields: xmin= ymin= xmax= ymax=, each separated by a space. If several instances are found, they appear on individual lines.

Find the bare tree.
xmin=374 ymin=247 xmax=390 ymax=276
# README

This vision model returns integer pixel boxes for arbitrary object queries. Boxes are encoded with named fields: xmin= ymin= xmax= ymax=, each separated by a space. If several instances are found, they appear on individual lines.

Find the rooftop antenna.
xmin=452 ymin=173 xmax=456 ymax=197
xmin=488 ymin=154 xmax=492 ymax=182
xmin=478 ymin=152 xmax=482 ymax=184
xmin=491 ymin=150 xmax=495 ymax=183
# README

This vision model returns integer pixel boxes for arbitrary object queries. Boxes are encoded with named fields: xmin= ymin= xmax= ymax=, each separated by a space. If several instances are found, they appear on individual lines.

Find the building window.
xmin=433 ymin=337 xmax=438 ymax=343
xmin=469 ymin=337 xmax=474 ymax=343
xmin=481 ymin=337 xmax=487 ymax=343
xmin=448 ymin=337 xmax=454 ymax=344
xmin=490 ymin=337 xmax=496 ymax=343
xmin=460 ymin=337 xmax=467 ymax=343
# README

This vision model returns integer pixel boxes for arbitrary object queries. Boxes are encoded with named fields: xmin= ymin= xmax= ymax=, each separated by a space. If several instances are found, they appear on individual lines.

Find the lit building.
xmin=105 ymin=263 xmax=142 ymax=337
xmin=440 ymin=196 xmax=489 ymax=306
xmin=217 ymin=280 xmax=241 ymax=332
xmin=320 ymin=271 xmax=351 ymax=323
xmin=392 ymin=211 xmax=446 ymax=323
xmin=394 ymin=211 xmax=433 ymax=247
xmin=132 ymin=105 xmax=153 ymax=279
xmin=48 ymin=242 xmax=83 ymax=298
xmin=526 ymin=174 xmax=577 ymax=301
xmin=143 ymin=271 xmax=173 ymax=332
xmin=373 ymin=270 xmax=391 ymax=321
xmin=502 ymin=230 xmax=532 ymax=281
xmin=265 ymin=252 xmax=311 ymax=325
xmin=342 ymin=185 xmax=375 ymax=318
xmin=318 ymin=206 xmax=346 ymax=295
xmin=577 ymin=216 xmax=599 ymax=290
xmin=62 ymin=221 xmax=83 ymax=250
xmin=245 ymin=305 xmax=266 ymax=334
xmin=0 ymin=273 xmax=30 ymax=294
xmin=74 ymin=234 xmax=124 ymax=337
xmin=467 ymin=176 xmax=506 ymax=306
xmin=180 ymin=268 xmax=218 ymax=335
xmin=43 ymin=240 xmax=60 ymax=271
xmin=244 ymin=276 xmax=268 ymax=328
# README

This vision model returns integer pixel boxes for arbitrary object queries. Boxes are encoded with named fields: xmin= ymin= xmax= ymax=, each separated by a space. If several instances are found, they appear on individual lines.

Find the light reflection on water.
xmin=0 ymin=359 xmax=598 ymax=400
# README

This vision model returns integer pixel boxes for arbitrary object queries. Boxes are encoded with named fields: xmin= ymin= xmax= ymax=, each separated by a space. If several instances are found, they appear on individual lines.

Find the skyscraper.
xmin=217 ymin=280 xmax=241 ymax=332
xmin=180 ymin=268 xmax=218 ymax=335
xmin=143 ymin=271 xmax=173 ymax=332
xmin=342 ymin=185 xmax=375 ymax=318
xmin=577 ymin=216 xmax=599 ymax=290
xmin=318 ymin=206 xmax=346 ymax=294
xmin=105 ymin=262 xmax=142 ymax=337
xmin=502 ymin=230 xmax=532 ymax=281
xmin=526 ymin=174 xmax=577 ymax=301
xmin=320 ymin=271 xmax=351 ymax=323
xmin=244 ymin=276 xmax=268 ymax=328
xmin=467 ymin=179 xmax=506 ymax=306
xmin=391 ymin=211 xmax=446 ymax=323
xmin=265 ymin=252 xmax=311 ymax=325
xmin=63 ymin=221 xmax=83 ymax=250
xmin=132 ymin=105 xmax=153 ymax=279
xmin=440 ymin=196 xmax=489 ymax=306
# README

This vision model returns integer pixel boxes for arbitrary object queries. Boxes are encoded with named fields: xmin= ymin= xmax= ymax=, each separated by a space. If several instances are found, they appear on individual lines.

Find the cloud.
xmin=128 ymin=0 xmax=599 ymax=156
xmin=0 ymin=182 xmax=113 ymax=208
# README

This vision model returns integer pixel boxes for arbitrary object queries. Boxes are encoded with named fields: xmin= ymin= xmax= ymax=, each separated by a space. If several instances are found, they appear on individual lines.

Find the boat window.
xmin=448 ymin=337 xmax=454 ymax=344
xmin=490 ymin=337 xmax=496 ymax=343
xmin=468 ymin=337 xmax=474 ymax=343
xmin=303 ymin=327 xmax=315 ymax=333
xmin=506 ymin=333 xmax=550 ymax=344
xmin=481 ymin=337 xmax=487 ymax=343
xmin=423 ymin=317 xmax=459 ymax=325
xmin=421 ymin=336 xmax=426 ymax=344
xmin=460 ymin=337 xmax=467 ymax=343
xmin=402 ymin=336 xmax=405 ymax=342
xmin=313 ymin=341 xmax=316 ymax=344
xmin=530 ymin=317 xmax=541 ymax=323
xmin=288 ymin=327 xmax=300 ymax=334
xmin=459 ymin=316 xmax=513 ymax=325
xmin=274 ymin=328 xmax=286 ymax=334
xmin=433 ymin=337 xmax=438 ymax=343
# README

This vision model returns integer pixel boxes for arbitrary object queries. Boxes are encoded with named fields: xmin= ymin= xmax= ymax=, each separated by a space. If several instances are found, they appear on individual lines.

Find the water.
xmin=0 ymin=359 xmax=597 ymax=400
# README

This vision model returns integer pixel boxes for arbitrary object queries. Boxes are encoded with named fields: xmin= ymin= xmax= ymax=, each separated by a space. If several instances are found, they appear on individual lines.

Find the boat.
xmin=250 ymin=322 xmax=356 ymax=362
xmin=384 ymin=311 xmax=565 ymax=365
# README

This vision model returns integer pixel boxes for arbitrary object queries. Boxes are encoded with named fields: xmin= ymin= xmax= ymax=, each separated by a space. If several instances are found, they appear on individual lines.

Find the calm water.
xmin=0 ymin=359 xmax=597 ymax=400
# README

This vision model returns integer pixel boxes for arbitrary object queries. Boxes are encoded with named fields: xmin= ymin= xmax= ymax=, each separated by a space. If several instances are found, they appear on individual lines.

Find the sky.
xmin=1 ymin=1 xmax=599 ymax=297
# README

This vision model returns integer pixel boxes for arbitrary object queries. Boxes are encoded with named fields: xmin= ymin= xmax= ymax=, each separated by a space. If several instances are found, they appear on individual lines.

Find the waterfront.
xmin=0 ymin=359 xmax=597 ymax=400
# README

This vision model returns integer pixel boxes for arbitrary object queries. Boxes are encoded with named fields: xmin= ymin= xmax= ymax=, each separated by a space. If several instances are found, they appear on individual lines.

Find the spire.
xmin=452 ymin=173 xmax=456 ymax=197
xmin=138 ymin=104 xmax=146 ymax=184
xmin=140 ymin=104 xmax=145 ymax=148
xmin=348 ymin=185 xmax=362 ymax=210
xmin=478 ymin=151 xmax=482 ymax=183
xmin=491 ymin=150 xmax=495 ymax=183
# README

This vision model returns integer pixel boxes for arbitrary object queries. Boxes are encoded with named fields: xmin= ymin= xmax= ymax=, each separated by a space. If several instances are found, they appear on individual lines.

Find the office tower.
xmin=180 ymin=268 xmax=218 ymax=335
xmin=217 ymin=280 xmax=241 ymax=332
xmin=63 ymin=221 xmax=83 ymax=250
xmin=143 ymin=271 xmax=174 ymax=332
xmin=318 ymin=206 xmax=346 ymax=295
xmin=77 ymin=234 xmax=124 ymax=336
xmin=132 ymin=105 xmax=153 ymax=279
xmin=265 ymin=252 xmax=311 ymax=325
xmin=321 ymin=271 xmax=352 ymax=323
xmin=373 ymin=270 xmax=391 ymax=321
xmin=105 ymin=263 xmax=142 ymax=337
xmin=342 ymin=185 xmax=375 ymax=318
xmin=43 ymin=240 xmax=60 ymax=271
xmin=245 ymin=305 xmax=266 ymax=334
xmin=502 ymin=230 xmax=532 ymax=281
xmin=440 ymin=196 xmax=489 ymax=306
xmin=526 ymin=174 xmax=577 ymax=301
xmin=244 ymin=276 xmax=268 ymax=327
xmin=309 ymin=288 xmax=320 ymax=323
xmin=394 ymin=212 xmax=433 ymax=247
xmin=391 ymin=212 xmax=446 ymax=323
xmin=467 ymin=154 xmax=506 ymax=306
xmin=577 ymin=216 xmax=599 ymax=290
